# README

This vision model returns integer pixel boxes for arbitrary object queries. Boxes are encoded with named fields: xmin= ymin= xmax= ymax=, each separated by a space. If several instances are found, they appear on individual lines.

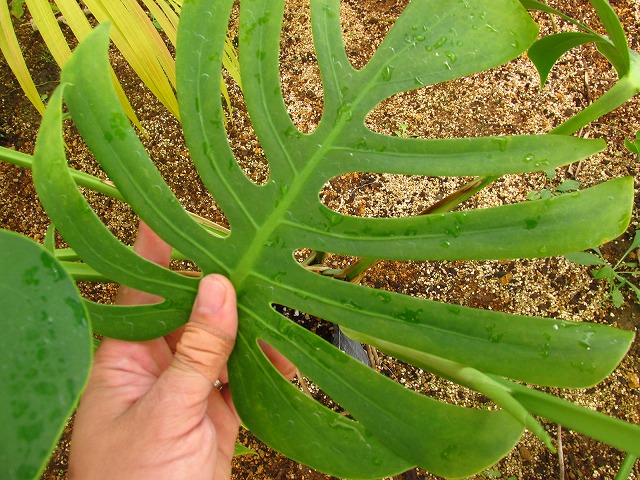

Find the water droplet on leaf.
xmin=433 ymin=36 xmax=447 ymax=49
xmin=382 ymin=64 xmax=395 ymax=81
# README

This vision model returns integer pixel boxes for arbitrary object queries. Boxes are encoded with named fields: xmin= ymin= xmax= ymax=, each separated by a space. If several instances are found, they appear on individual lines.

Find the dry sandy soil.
xmin=1 ymin=0 xmax=640 ymax=479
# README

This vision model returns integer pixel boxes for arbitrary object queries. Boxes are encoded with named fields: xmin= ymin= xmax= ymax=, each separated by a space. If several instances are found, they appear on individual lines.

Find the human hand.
xmin=68 ymin=223 xmax=240 ymax=480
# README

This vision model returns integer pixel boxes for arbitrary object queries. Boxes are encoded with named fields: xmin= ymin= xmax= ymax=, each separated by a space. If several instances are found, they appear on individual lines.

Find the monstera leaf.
xmin=30 ymin=0 xmax=639 ymax=477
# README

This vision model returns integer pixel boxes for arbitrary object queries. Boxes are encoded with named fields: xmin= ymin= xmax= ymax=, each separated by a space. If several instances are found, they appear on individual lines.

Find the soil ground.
xmin=1 ymin=0 xmax=640 ymax=479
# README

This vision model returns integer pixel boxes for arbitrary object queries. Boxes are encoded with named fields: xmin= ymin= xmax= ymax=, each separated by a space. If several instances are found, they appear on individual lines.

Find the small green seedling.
xmin=479 ymin=468 xmax=518 ymax=479
xmin=393 ymin=123 xmax=416 ymax=138
xmin=566 ymin=230 xmax=640 ymax=308
xmin=527 ymin=179 xmax=580 ymax=201
xmin=624 ymin=129 xmax=640 ymax=154
xmin=10 ymin=0 xmax=26 ymax=19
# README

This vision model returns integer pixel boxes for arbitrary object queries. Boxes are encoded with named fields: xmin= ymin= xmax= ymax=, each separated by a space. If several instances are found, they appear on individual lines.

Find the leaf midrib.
xmin=231 ymin=0 xmax=473 ymax=287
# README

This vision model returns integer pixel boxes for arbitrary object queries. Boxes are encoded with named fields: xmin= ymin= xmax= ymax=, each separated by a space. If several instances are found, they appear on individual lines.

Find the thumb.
xmin=157 ymin=274 xmax=237 ymax=406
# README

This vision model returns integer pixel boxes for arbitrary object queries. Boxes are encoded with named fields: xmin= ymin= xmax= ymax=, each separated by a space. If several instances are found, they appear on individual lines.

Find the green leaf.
xmin=556 ymin=179 xmax=580 ymax=192
xmin=593 ymin=265 xmax=615 ymax=280
xmin=623 ymin=229 xmax=640 ymax=257
xmin=10 ymin=0 xmax=26 ymax=18
xmin=232 ymin=313 xmax=416 ymax=478
xmin=340 ymin=329 xmax=554 ymax=447
xmin=539 ymin=189 xmax=553 ymax=200
xmin=624 ymin=137 xmax=640 ymax=153
xmin=349 ymin=0 xmax=539 ymax=114
xmin=588 ymin=0 xmax=630 ymax=75
xmin=233 ymin=443 xmax=257 ymax=456
xmin=529 ymin=32 xmax=602 ymax=86
xmin=615 ymin=454 xmax=638 ymax=480
xmin=276 ymin=178 xmax=632 ymax=262
xmin=611 ymin=287 xmax=624 ymax=307
xmin=235 ymin=306 xmax=523 ymax=478
xmin=0 ymin=229 xmax=91 ymax=479
xmin=523 ymin=1 xmax=639 ymax=136
xmin=30 ymin=0 xmax=639 ymax=477
xmin=43 ymin=224 xmax=56 ymax=253
xmin=527 ymin=190 xmax=542 ymax=201
xmin=266 ymin=266 xmax=633 ymax=388
xmin=565 ymin=251 xmax=606 ymax=266
xmin=494 ymin=376 xmax=640 ymax=457
xmin=33 ymin=85 xmax=199 ymax=340
xmin=521 ymin=0 xmax=630 ymax=76
xmin=624 ymin=281 xmax=640 ymax=303
xmin=551 ymin=53 xmax=640 ymax=135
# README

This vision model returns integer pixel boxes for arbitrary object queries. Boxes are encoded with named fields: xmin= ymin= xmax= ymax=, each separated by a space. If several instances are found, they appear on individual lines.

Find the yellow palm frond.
xmin=0 ymin=0 xmax=45 ymax=114
xmin=54 ymin=0 xmax=144 ymax=130
xmin=1 ymin=0 xmax=240 ymax=125
xmin=83 ymin=0 xmax=178 ymax=117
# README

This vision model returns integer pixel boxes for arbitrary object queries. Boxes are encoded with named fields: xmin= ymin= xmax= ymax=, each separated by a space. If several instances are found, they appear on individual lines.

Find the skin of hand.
xmin=68 ymin=224 xmax=256 ymax=480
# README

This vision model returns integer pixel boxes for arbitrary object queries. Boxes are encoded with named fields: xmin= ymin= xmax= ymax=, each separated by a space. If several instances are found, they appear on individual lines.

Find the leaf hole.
xmin=340 ymin=1 xmax=403 ymax=70
xmin=272 ymin=305 xmax=489 ymax=409
xmin=221 ymin=4 xmax=270 ymax=186
xmin=273 ymin=304 xmax=335 ymax=344
xmin=280 ymin=0 xmax=323 ymax=134
xmin=321 ymin=173 xmax=471 ymax=218
xmin=258 ymin=321 xmax=354 ymax=418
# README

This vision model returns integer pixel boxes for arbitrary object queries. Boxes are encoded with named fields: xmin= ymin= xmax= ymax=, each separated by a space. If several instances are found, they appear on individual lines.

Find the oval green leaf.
xmin=0 ymin=230 xmax=91 ymax=479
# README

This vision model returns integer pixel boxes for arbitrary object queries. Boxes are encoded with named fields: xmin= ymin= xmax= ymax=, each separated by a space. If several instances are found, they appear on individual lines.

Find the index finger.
xmin=115 ymin=221 xmax=172 ymax=306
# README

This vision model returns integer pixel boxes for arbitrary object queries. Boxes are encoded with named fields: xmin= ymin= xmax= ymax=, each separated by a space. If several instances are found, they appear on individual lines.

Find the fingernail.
xmin=195 ymin=275 xmax=226 ymax=314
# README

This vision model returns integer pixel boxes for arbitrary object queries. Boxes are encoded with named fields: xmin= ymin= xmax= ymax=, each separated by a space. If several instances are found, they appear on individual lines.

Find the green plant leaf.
xmin=522 ymin=0 xmax=630 ymax=77
xmin=529 ymin=32 xmax=603 ymax=86
xmin=522 ymin=0 xmax=639 ymax=135
xmin=10 ymin=0 xmax=26 ymax=18
xmin=493 ymin=375 xmax=640 ymax=457
xmin=266 ymin=264 xmax=632 ymax=388
xmin=29 ymin=0 xmax=639 ymax=477
xmin=615 ymin=454 xmax=638 ymax=480
xmin=623 ymin=229 xmax=640 ymax=257
xmin=0 ymin=229 xmax=91 ymax=479
xmin=565 ymin=251 xmax=606 ymax=266
xmin=593 ymin=265 xmax=615 ymax=280
xmin=236 ymin=306 xmax=523 ymax=479
xmin=623 ymin=281 xmax=640 ymax=303
xmin=611 ymin=287 xmax=624 ymax=307
xmin=33 ymin=86 xmax=200 ymax=340
xmin=233 ymin=443 xmax=256 ymax=456
xmin=588 ymin=0 xmax=630 ymax=75
xmin=624 ymin=137 xmax=640 ymax=153
xmin=556 ymin=179 xmax=580 ymax=192
xmin=551 ymin=51 xmax=640 ymax=135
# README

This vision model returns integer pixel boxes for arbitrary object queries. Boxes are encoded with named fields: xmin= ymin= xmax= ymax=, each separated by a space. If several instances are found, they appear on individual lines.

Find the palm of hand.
xmin=68 ymin=224 xmax=240 ymax=480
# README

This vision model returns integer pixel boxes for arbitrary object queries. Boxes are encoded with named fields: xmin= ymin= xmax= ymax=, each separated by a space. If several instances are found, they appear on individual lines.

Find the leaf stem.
xmin=0 ymin=146 xmax=124 ymax=199
xmin=0 ymin=146 xmax=231 ymax=237
xmin=614 ymin=454 xmax=637 ymax=480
